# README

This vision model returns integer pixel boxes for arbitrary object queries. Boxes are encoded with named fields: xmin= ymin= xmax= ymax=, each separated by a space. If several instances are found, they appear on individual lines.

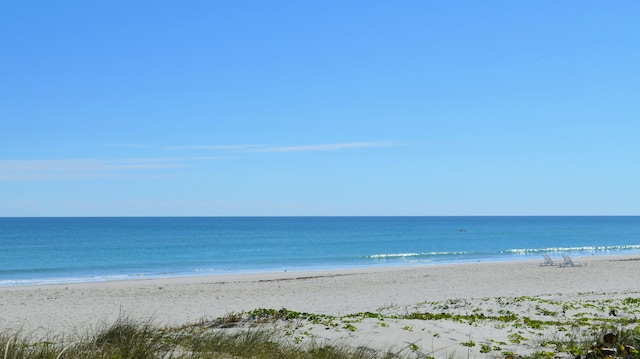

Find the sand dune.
xmin=2 ymin=254 xmax=639 ymax=356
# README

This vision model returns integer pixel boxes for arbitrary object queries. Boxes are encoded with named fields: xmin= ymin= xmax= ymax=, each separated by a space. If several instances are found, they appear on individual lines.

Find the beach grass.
xmin=0 ymin=315 xmax=399 ymax=359
xmin=2 ymin=294 xmax=640 ymax=359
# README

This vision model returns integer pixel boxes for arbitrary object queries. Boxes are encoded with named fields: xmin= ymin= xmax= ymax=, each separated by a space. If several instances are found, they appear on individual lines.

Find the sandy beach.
xmin=2 ymin=254 xmax=640 ymax=357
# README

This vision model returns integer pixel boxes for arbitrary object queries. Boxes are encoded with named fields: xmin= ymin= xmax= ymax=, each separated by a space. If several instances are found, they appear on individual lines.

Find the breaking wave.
xmin=365 ymin=251 xmax=469 ymax=259
xmin=505 ymin=244 xmax=640 ymax=255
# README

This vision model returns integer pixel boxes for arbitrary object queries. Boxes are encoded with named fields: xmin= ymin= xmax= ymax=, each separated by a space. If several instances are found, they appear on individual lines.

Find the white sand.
xmin=2 ymin=254 xmax=640 ymax=357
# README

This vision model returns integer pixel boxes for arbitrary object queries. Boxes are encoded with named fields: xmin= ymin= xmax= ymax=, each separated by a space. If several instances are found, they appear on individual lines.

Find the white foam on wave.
xmin=505 ymin=244 xmax=640 ymax=255
xmin=0 ymin=274 xmax=134 ymax=287
xmin=366 ymin=251 xmax=469 ymax=259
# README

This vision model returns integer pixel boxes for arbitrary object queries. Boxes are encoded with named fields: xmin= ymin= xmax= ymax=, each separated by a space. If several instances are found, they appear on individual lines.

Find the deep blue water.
xmin=1 ymin=216 xmax=639 ymax=286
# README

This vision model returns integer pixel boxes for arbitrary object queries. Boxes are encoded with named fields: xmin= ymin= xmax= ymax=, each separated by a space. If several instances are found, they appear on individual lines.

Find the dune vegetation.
xmin=3 ymin=295 xmax=640 ymax=359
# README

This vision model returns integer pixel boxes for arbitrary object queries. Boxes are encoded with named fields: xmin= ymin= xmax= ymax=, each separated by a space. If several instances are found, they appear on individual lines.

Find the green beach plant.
xmin=0 ymin=317 xmax=406 ymax=359
xmin=4 ymin=293 xmax=640 ymax=359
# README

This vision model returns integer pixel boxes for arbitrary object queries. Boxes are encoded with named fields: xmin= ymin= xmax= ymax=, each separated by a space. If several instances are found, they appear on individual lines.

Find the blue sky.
xmin=1 ymin=1 xmax=639 ymax=216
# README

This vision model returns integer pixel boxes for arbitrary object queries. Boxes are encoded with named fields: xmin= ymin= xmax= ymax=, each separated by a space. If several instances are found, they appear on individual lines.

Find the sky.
xmin=1 ymin=1 xmax=639 ymax=216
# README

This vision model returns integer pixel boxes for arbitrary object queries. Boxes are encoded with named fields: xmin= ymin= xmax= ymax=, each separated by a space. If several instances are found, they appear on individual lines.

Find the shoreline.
xmin=2 ymin=254 xmax=638 ymax=321
xmin=3 ymin=251 xmax=639 ymax=289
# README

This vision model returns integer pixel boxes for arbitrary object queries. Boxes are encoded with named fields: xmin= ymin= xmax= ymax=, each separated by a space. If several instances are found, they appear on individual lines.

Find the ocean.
xmin=1 ymin=216 xmax=639 ymax=287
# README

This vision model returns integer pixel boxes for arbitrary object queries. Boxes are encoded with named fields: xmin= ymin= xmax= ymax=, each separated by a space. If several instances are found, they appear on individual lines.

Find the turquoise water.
xmin=1 ymin=216 xmax=639 ymax=286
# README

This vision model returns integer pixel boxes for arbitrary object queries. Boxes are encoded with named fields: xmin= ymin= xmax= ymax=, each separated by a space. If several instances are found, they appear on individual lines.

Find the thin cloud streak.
xmin=165 ymin=144 xmax=265 ymax=151
xmin=103 ymin=143 xmax=150 ymax=149
xmin=247 ymin=141 xmax=397 ymax=153
xmin=0 ymin=157 xmax=221 ymax=181
xmin=1 ymin=141 xmax=397 ymax=181
xmin=167 ymin=141 xmax=398 ymax=153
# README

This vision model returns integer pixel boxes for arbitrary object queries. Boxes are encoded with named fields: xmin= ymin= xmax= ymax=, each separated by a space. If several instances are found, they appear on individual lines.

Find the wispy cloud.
xmin=166 ymin=141 xmax=398 ymax=153
xmin=0 ymin=157 xmax=218 ymax=181
xmin=246 ymin=141 xmax=397 ymax=153
xmin=165 ymin=144 xmax=265 ymax=151
xmin=103 ymin=143 xmax=150 ymax=149
xmin=1 ymin=141 xmax=398 ymax=181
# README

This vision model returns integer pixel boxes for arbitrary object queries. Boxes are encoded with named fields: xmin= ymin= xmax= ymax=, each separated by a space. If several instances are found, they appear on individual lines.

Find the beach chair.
xmin=539 ymin=253 xmax=558 ymax=266
xmin=560 ymin=254 xmax=586 ymax=267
